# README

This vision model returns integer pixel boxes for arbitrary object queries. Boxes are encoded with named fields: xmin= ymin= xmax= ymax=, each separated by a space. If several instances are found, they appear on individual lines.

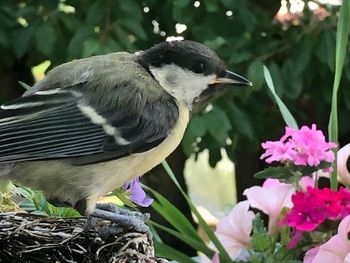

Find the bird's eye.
xmin=192 ymin=62 xmax=205 ymax=74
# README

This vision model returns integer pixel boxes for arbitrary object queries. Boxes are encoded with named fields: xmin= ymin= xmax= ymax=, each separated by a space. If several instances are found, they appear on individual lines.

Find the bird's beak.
xmin=210 ymin=70 xmax=252 ymax=86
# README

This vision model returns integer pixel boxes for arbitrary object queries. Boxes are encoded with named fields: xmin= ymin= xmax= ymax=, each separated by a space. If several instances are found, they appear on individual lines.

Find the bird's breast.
xmin=86 ymin=102 xmax=190 ymax=203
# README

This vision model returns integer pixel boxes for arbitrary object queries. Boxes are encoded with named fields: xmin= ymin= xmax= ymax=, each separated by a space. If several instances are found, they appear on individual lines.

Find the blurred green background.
xmin=0 ymin=0 xmax=349 ymax=256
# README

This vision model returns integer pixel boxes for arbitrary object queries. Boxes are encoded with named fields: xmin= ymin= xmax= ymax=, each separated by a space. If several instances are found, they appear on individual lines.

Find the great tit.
xmin=0 ymin=40 xmax=251 ymax=224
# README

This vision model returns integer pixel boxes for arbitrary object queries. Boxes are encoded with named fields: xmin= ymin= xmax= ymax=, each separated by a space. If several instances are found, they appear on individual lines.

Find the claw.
xmin=89 ymin=203 xmax=152 ymax=239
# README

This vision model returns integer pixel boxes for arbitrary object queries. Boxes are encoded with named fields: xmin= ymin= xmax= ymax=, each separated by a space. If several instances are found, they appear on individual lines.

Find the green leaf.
xmin=86 ymin=1 xmax=104 ymax=25
xmin=291 ymin=35 xmax=313 ymax=74
xmin=247 ymin=60 xmax=265 ymax=91
xmin=12 ymin=24 xmax=36 ymax=58
xmin=294 ymin=161 xmax=332 ymax=176
xmin=68 ymin=26 xmax=94 ymax=57
xmin=315 ymin=30 xmax=336 ymax=72
xmin=18 ymin=81 xmax=32 ymax=90
xmin=173 ymin=0 xmax=190 ymax=8
xmin=147 ymin=188 xmax=201 ymax=242
xmin=119 ymin=0 xmax=143 ymax=21
xmin=0 ymin=28 xmax=10 ymax=48
xmin=204 ymin=0 xmax=219 ymax=12
xmin=224 ymin=100 xmax=254 ymax=140
xmin=328 ymin=0 xmax=350 ymax=190
xmin=35 ymin=22 xmax=56 ymax=55
xmin=263 ymin=65 xmax=298 ymax=129
xmin=162 ymin=161 xmax=233 ymax=263
xmin=269 ymin=63 xmax=285 ymax=97
xmin=119 ymin=19 xmax=147 ymax=40
xmin=281 ymin=60 xmax=303 ymax=99
xmin=204 ymin=107 xmax=231 ymax=143
xmin=254 ymin=166 xmax=294 ymax=180
xmin=187 ymin=116 xmax=207 ymax=137
xmin=150 ymin=221 xmax=213 ymax=258
xmin=251 ymin=214 xmax=274 ymax=254
xmin=83 ymin=38 xmax=100 ymax=57
xmin=154 ymin=240 xmax=196 ymax=263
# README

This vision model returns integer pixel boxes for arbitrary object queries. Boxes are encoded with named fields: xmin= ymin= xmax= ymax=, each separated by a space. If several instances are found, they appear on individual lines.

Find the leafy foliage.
xmin=0 ymin=1 xmax=348 ymax=165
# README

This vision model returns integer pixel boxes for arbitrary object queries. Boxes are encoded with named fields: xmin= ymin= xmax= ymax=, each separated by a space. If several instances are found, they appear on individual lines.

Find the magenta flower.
xmin=281 ymin=190 xmax=326 ymax=232
xmin=281 ymin=187 xmax=350 ymax=248
xmin=261 ymin=124 xmax=337 ymax=168
xmin=123 ymin=177 xmax=153 ymax=207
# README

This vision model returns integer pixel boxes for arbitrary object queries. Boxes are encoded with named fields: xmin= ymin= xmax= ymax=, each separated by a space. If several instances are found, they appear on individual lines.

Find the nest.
xmin=0 ymin=212 xmax=167 ymax=263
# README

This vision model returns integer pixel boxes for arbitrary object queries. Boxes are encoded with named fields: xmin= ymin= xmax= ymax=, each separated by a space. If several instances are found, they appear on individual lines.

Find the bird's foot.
xmin=90 ymin=202 xmax=152 ymax=239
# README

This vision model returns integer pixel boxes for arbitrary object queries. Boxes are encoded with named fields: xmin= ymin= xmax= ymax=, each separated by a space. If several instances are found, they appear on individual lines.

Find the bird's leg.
xmin=91 ymin=203 xmax=152 ymax=238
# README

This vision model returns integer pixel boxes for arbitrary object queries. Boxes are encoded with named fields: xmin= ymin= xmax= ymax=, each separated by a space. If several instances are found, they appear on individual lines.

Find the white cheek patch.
xmin=150 ymin=64 xmax=215 ymax=107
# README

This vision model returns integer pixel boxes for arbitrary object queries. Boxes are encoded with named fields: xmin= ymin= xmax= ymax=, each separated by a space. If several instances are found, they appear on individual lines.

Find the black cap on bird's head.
xmin=138 ymin=40 xmax=251 ymax=108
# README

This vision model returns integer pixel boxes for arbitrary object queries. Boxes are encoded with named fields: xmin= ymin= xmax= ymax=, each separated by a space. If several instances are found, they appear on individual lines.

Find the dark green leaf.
xmin=68 ymin=26 xmax=94 ymax=57
xmin=254 ymin=166 xmax=294 ymax=180
xmin=293 ymin=161 xmax=332 ymax=176
xmin=83 ymin=38 xmax=100 ymax=57
xmin=204 ymin=0 xmax=219 ymax=12
xmin=291 ymin=35 xmax=313 ymax=74
xmin=224 ymin=100 xmax=254 ymax=139
xmin=282 ymin=60 xmax=303 ymax=99
xmin=269 ymin=62 xmax=285 ymax=97
xmin=119 ymin=19 xmax=147 ymax=40
xmin=154 ymin=240 xmax=196 ymax=263
xmin=148 ymin=188 xmax=201 ymax=241
xmin=173 ymin=0 xmax=190 ymax=8
xmin=12 ymin=24 xmax=36 ymax=58
xmin=86 ymin=1 xmax=104 ymax=25
xmin=150 ymin=221 xmax=213 ymax=258
xmin=119 ymin=0 xmax=143 ymax=21
xmin=247 ymin=60 xmax=264 ymax=91
xmin=35 ymin=22 xmax=56 ymax=55
xmin=204 ymin=107 xmax=231 ymax=143
xmin=187 ymin=116 xmax=207 ymax=137
xmin=252 ymin=214 xmax=274 ymax=254
xmin=315 ymin=30 xmax=336 ymax=72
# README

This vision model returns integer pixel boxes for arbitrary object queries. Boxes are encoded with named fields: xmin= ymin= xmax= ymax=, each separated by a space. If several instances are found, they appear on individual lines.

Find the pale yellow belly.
xmin=84 ymin=102 xmax=189 ymax=212
xmin=8 ymin=103 xmax=189 ymax=214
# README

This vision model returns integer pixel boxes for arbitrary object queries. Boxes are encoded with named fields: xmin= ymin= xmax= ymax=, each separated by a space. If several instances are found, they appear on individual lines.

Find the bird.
xmin=0 ymin=40 xmax=251 ymax=230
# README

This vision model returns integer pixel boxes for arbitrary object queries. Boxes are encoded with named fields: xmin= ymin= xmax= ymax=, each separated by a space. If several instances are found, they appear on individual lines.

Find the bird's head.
xmin=138 ymin=40 xmax=252 ymax=109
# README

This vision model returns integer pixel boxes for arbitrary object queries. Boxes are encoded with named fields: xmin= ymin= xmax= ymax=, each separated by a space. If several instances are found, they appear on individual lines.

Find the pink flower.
xmin=304 ymin=215 xmax=350 ymax=263
xmin=244 ymin=179 xmax=294 ymax=233
xmin=261 ymin=140 xmax=295 ymax=163
xmin=261 ymin=124 xmax=337 ymax=168
xmin=281 ymin=190 xmax=326 ymax=232
xmin=211 ymin=201 xmax=254 ymax=261
xmin=337 ymin=143 xmax=350 ymax=187
xmin=299 ymin=176 xmax=315 ymax=191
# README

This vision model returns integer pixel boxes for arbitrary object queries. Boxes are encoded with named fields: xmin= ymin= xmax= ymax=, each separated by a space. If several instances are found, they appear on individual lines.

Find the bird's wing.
xmin=0 ymin=86 xmax=179 ymax=164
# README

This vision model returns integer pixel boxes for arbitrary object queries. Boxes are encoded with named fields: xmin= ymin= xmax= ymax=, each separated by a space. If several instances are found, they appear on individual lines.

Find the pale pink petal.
xmin=215 ymin=201 xmax=254 ymax=259
xmin=311 ymin=235 xmax=349 ymax=263
xmin=263 ymin=178 xmax=281 ymax=187
xmin=304 ymin=246 xmax=320 ymax=263
xmin=309 ymin=216 xmax=350 ymax=263
xmin=211 ymin=253 xmax=220 ymax=263
xmin=337 ymin=215 xmax=350 ymax=243
xmin=337 ymin=143 xmax=350 ymax=187
xmin=299 ymin=176 xmax=315 ymax=192
xmin=243 ymin=183 xmax=294 ymax=232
